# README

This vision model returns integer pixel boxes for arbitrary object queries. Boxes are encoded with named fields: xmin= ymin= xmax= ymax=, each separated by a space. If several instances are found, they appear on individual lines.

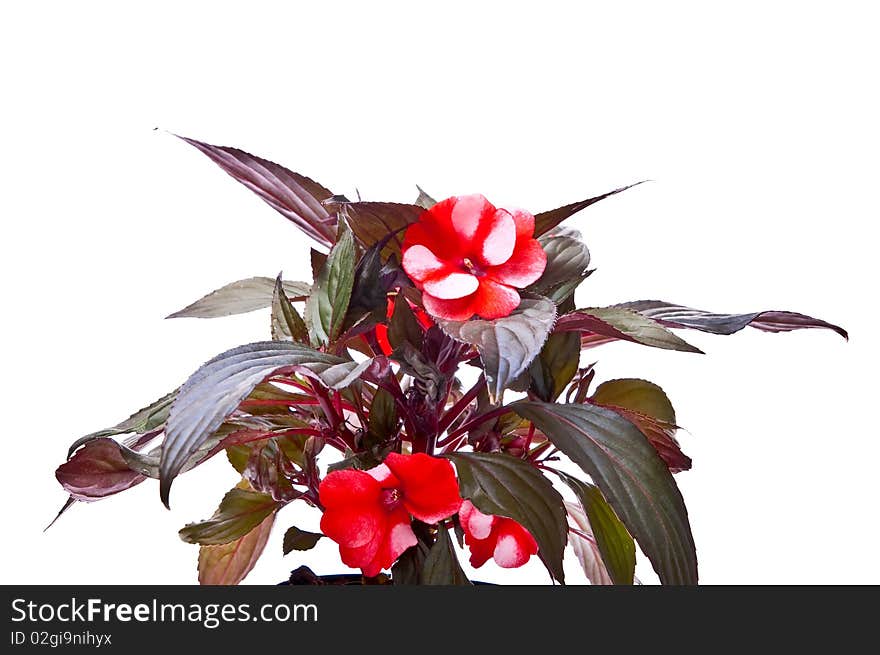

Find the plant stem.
xmin=437 ymin=374 xmax=485 ymax=435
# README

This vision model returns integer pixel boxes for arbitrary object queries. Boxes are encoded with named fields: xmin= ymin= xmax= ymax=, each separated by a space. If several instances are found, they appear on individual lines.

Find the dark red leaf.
xmin=533 ymin=182 xmax=646 ymax=237
xmin=603 ymin=407 xmax=691 ymax=473
xmin=555 ymin=307 xmax=703 ymax=353
xmin=616 ymin=300 xmax=848 ymax=340
xmin=341 ymin=202 xmax=425 ymax=260
xmin=55 ymin=438 xmax=145 ymax=501
xmin=178 ymin=136 xmax=338 ymax=246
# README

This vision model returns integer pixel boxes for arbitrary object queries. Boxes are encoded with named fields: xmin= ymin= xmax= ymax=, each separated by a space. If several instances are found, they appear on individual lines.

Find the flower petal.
xmin=367 ymin=507 xmax=417 ymax=576
xmin=365 ymin=463 xmax=400 ymax=487
xmin=402 ymin=244 xmax=451 ymax=283
xmin=476 ymin=209 xmax=517 ymax=267
xmin=401 ymin=200 xmax=459 ymax=261
xmin=320 ymin=502 xmax=384 ymax=550
xmin=421 ymin=292 xmax=477 ymax=321
xmin=459 ymin=500 xmax=496 ymax=540
xmin=423 ymin=272 xmax=480 ymax=300
xmin=385 ymin=453 xmax=462 ymax=524
xmin=339 ymin=516 xmax=386 ymax=573
xmin=464 ymin=533 xmax=496 ymax=569
xmin=508 ymin=208 xmax=536 ymax=242
xmin=486 ymin=239 xmax=547 ymax=288
xmin=450 ymin=194 xmax=495 ymax=245
xmin=472 ymin=279 xmax=521 ymax=320
xmin=319 ymin=469 xmax=381 ymax=509
xmin=491 ymin=519 xmax=538 ymax=568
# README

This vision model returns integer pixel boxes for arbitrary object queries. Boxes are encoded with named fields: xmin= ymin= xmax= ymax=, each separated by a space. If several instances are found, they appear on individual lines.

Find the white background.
xmin=1 ymin=1 xmax=876 ymax=585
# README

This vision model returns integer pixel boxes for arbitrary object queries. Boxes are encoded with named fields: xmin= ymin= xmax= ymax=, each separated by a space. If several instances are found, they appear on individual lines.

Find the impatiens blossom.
xmin=319 ymin=453 xmax=462 ymax=577
xmin=401 ymin=194 xmax=547 ymax=321
xmin=459 ymin=499 xmax=538 ymax=569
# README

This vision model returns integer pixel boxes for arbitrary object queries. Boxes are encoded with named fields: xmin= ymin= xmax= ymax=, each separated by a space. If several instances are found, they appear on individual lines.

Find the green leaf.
xmin=180 ymin=485 xmax=279 ymax=546
xmin=282 ymin=526 xmax=323 ymax=554
xmin=555 ymin=307 xmax=703 ymax=354
xmin=564 ymin=501 xmax=613 ymax=585
xmin=367 ymin=387 xmax=399 ymax=442
xmin=160 ymin=341 xmax=368 ymax=506
xmin=343 ymin=243 xmax=389 ymax=334
xmin=422 ymin=525 xmax=471 ymax=585
xmin=166 ymin=277 xmax=310 ymax=319
xmin=65 ymin=389 xmax=177 ymax=457
xmin=614 ymin=300 xmax=848 ymax=340
xmin=592 ymin=378 xmax=676 ymax=425
xmin=392 ymin=527 xmax=431 ymax=585
xmin=529 ymin=231 xmax=591 ymax=303
xmin=271 ymin=273 xmax=309 ymax=343
xmin=304 ymin=224 xmax=356 ymax=344
xmin=558 ymin=473 xmax=635 ymax=585
xmin=414 ymin=185 xmax=437 ymax=210
xmin=590 ymin=379 xmax=690 ymax=472
xmin=533 ymin=182 xmax=646 ymax=237
xmin=226 ymin=444 xmax=250 ymax=474
xmin=198 ymin=510 xmax=275 ymax=585
xmin=447 ymin=452 xmax=567 ymax=583
xmin=513 ymin=401 xmax=697 ymax=585
xmin=529 ymin=331 xmax=581 ymax=402
xmin=437 ymin=296 xmax=557 ymax=403
xmin=342 ymin=202 xmax=424 ymax=260
xmin=387 ymin=296 xmax=424 ymax=352
xmin=178 ymin=135 xmax=338 ymax=247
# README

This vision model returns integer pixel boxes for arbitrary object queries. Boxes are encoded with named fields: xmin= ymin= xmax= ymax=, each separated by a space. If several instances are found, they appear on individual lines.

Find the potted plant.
xmin=53 ymin=136 xmax=846 ymax=585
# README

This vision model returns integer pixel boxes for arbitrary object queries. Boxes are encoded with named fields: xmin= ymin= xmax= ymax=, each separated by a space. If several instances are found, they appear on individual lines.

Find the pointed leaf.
xmin=422 ymin=525 xmax=471 ymax=585
xmin=558 ymin=474 xmax=635 ymax=585
xmin=160 ymin=341 xmax=364 ymax=506
xmin=282 ymin=526 xmax=323 ymax=554
xmin=529 ymin=331 xmax=581 ymax=402
xmin=342 ymin=242 xmax=392 ymax=336
xmin=565 ymin=501 xmax=613 ymax=585
xmin=167 ymin=277 xmax=310 ymax=319
xmin=387 ymin=295 xmax=424 ymax=352
xmin=65 ymin=390 xmax=177 ymax=457
xmin=534 ymin=182 xmax=645 ymax=237
xmin=592 ymin=378 xmax=676 ymax=425
xmin=304 ymin=224 xmax=356 ymax=344
xmin=271 ymin=274 xmax=309 ymax=342
xmin=437 ymin=296 xmax=557 ymax=403
xmin=513 ymin=401 xmax=697 ymax=585
xmin=341 ymin=202 xmax=424 ymax=260
xmin=178 ymin=135 xmax=338 ymax=246
xmin=179 ymin=485 xmax=279 ymax=545
xmin=605 ymin=408 xmax=691 ymax=473
xmin=198 ymin=509 xmax=275 ymax=585
xmin=528 ymin=232 xmax=591 ymax=302
xmin=447 ymin=452 xmax=567 ymax=583
xmin=555 ymin=307 xmax=703 ymax=354
xmin=56 ymin=438 xmax=146 ymax=501
xmin=414 ymin=185 xmax=437 ymax=210
xmin=616 ymin=300 xmax=848 ymax=340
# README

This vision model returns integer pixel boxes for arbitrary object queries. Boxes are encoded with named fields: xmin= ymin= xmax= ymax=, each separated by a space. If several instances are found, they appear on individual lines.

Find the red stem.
xmin=437 ymin=374 xmax=485 ymax=435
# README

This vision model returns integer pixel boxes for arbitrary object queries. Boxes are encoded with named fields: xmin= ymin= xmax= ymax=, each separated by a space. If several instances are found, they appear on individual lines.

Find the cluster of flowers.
xmin=321 ymin=453 xmax=537 ymax=577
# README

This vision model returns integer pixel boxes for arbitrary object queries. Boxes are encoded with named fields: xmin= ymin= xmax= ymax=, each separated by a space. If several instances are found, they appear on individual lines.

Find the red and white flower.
xmin=401 ymin=194 xmax=547 ymax=321
xmin=319 ymin=453 xmax=462 ymax=577
xmin=459 ymin=499 xmax=538 ymax=569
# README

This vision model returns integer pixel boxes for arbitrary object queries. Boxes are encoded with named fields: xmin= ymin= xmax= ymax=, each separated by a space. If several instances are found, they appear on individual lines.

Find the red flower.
xmin=319 ymin=453 xmax=462 ymax=577
xmin=459 ymin=499 xmax=538 ymax=569
xmin=401 ymin=195 xmax=547 ymax=321
xmin=373 ymin=295 xmax=434 ymax=355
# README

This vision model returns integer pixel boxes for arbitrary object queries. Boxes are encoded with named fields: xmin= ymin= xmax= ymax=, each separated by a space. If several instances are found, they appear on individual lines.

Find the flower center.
xmin=462 ymin=257 xmax=485 ymax=277
xmin=380 ymin=488 xmax=403 ymax=511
